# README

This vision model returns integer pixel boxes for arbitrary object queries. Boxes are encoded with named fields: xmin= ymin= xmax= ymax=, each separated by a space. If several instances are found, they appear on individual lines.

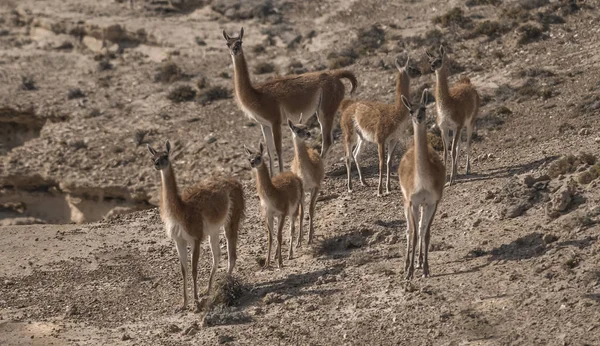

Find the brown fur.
xmin=150 ymin=141 xmax=245 ymax=311
xmin=340 ymin=65 xmax=415 ymax=196
xmin=226 ymin=30 xmax=357 ymax=168
xmin=249 ymin=152 xmax=304 ymax=268
xmin=431 ymin=47 xmax=480 ymax=185
xmin=398 ymin=91 xmax=445 ymax=280
xmin=289 ymin=121 xmax=325 ymax=245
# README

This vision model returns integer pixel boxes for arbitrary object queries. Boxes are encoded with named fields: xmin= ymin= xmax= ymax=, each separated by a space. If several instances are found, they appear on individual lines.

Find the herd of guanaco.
xmin=147 ymin=27 xmax=480 ymax=310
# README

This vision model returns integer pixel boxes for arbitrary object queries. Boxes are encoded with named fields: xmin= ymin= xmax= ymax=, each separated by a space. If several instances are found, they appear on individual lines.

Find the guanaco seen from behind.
xmin=245 ymin=143 xmax=304 ymax=268
xmin=340 ymin=56 xmax=421 ymax=196
xmin=148 ymin=140 xmax=245 ymax=311
xmin=427 ymin=45 xmax=480 ymax=185
xmin=398 ymin=90 xmax=445 ymax=280
xmin=224 ymin=27 xmax=357 ymax=174
xmin=288 ymin=112 xmax=325 ymax=245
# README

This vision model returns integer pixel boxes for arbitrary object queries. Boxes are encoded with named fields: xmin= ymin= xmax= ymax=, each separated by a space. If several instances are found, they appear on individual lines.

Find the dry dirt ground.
xmin=1 ymin=0 xmax=600 ymax=345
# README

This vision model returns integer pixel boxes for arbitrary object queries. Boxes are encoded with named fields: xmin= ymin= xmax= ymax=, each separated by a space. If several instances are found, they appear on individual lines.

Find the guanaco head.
xmin=401 ymin=89 xmax=429 ymax=125
xmin=426 ymin=45 xmax=446 ymax=71
xmin=395 ymin=56 xmax=421 ymax=79
xmin=244 ymin=142 xmax=264 ymax=168
xmin=147 ymin=140 xmax=171 ymax=170
xmin=223 ymin=27 xmax=244 ymax=56
xmin=287 ymin=114 xmax=311 ymax=141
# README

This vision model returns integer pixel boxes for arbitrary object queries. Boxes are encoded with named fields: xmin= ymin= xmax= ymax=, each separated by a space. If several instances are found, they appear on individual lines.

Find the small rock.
xmin=543 ymin=233 xmax=559 ymax=244
xmin=472 ymin=218 xmax=482 ymax=227
xmin=595 ymin=137 xmax=600 ymax=143
xmin=551 ymin=184 xmax=574 ymax=212
xmin=121 ymin=334 xmax=132 ymax=341
xmin=64 ymin=305 xmax=77 ymax=317
xmin=263 ymin=292 xmax=283 ymax=305
xmin=386 ymin=234 xmax=399 ymax=245
xmin=218 ymin=335 xmax=234 ymax=344
xmin=166 ymin=324 xmax=181 ymax=334
xmin=523 ymin=175 xmax=536 ymax=188
xmin=183 ymin=322 xmax=199 ymax=336
xmin=579 ymin=128 xmax=590 ymax=136
xmin=506 ymin=203 xmax=528 ymax=218
xmin=440 ymin=212 xmax=448 ymax=219
xmin=484 ymin=190 xmax=495 ymax=200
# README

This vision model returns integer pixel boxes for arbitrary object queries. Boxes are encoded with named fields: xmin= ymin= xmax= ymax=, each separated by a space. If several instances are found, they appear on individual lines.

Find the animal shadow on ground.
xmin=556 ymin=235 xmax=598 ymax=249
xmin=454 ymin=155 xmax=560 ymax=185
xmin=245 ymin=264 xmax=345 ymax=305
xmin=488 ymin=232 xmax=547 ymax=261
xmin=311 ymin=228 xmax=374 ymax=259
xmin=374 ymin=219 xmax=405 ymax=229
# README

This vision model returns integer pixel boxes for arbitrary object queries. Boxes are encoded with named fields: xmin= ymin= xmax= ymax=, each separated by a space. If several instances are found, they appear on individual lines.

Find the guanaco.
xmin=148 ymin=140 xmax=245 ymax=311
xmin=340 ymin=57 xmax=421 ymax=196
xmin=288 ymin=113 xmax=325 ymax=245
xmin=245 ymin=143 xmax=304 ymax=268
xmin=427 ymin=45 xmax=480 ymax=185
xmin=398 ymin=90 xmax=445 ymax=280
xmin=224 ymin=27 xmax=357 ymax=174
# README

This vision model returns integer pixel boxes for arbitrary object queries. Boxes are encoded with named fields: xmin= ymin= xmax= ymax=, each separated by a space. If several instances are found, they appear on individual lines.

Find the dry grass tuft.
xmin=254 ymin=62 xmax=275 ymax=74
xmin=548 ymin=153 xmax=597 ymax=178
xmin=197 ymin=86 xmax=232 ymax=105
xmin=154 ymin=61 xmax=185 ymax=84
xmin=167 ymin=85 xmax=196 ymax=103
xmin=208 ymin=274 xmax=245 ymax=308
xmin=432 ymin=7 xmax=472 ymax=28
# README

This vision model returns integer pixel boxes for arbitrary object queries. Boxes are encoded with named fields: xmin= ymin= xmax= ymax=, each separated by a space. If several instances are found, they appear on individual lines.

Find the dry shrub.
xmin=154 ymin=61 xmax=184 ymax=84
xmin=21 ymin=76 xmax=36 ymax=90
xmin=327 ymin=48 xmax=359 ymax=69
xmin=432 ymin=7 xmax=472 ymax=28
xmin=254 ymin=62 xmax=275 ymax=74
xmin=197 ymin=86 xmax=231 ymax=105
xmin=517 ymin=24 xmax=544 ymax=45
xmin=517 ymin=67 xmax=555 ymax=78
xmin=500 ymin=7 xmax=531 ymax=21
xmin=356 ymin=25 xmax=385 ymax=54
xmin=577 ymin=165 xmax=600 ymax=185
xmin=427 ymin=132 xmax=444 ymax=151
xmin=548 ymin=153 xmax=597 ymax=178
xmin=471 ymin=20 xmax=510 ymax=38
xmin=520 ymin=0 xmax=549 ymax=10
xmin=208 ymin=274 xmax=245 ymax=308
xmin=167 ymin=85 xmax=196 ymax=103
xmin=465 ymin=0 xmax=502 ymax=6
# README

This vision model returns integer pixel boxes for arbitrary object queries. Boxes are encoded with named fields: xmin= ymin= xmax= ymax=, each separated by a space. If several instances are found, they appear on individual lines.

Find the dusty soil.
xmin=1 ymin=0 xmax=600 ymax=345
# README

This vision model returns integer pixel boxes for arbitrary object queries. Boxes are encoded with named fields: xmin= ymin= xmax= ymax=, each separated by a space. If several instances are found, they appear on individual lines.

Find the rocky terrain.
xmin=1 ymin=0 xmax=600 ymax=345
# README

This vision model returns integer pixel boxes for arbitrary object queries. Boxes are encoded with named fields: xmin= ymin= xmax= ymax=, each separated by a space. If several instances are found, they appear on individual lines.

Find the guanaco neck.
xmin=394 ymin=70 xmax=411 ymax=111
xmin=254 ymin=162 xmax=276 ymax=199
xmin=412 ymin=121 xmax=429 ymax=177
xmin=232 ymin=50 xmax=258 ymax=104
xmin=434 ymin=62 xmax=450 ymax=106
xmin=159 ymin=165 xmax=183 ymax=218
xmin=292 ymin=137 xmax=311 ymax=165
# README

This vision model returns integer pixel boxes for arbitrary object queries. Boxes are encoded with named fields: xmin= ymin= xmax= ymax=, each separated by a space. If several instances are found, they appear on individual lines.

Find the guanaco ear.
xmin=222 ymin=30 xmax=230 ymax=41
xmin=287 ymin=119 xmax=295 ymax=132
xmin=439 ymin=45 xmax=445 ymax=57
xmin=426 ymin=50 xmax=435 ymax=60
xmin=420 ymin=89 xmax=429 ymax=105
xmin=259 ymin=142 xmax=264 ymax=155
xmin=298 ymin=112 xmax=304 ymax=124
xmin=147 ymin=144 xmax=157 ymax=156
xmin=401 ymin=95 xmax=412 ymax=111
xmin=239 ymin=27 xmax=244 ymax=40
xmin=243 ymin=145 xmax=252 ymax=156
xmin=165 ymin=140 xmax=171 ymax=154
xmin=394 ymin=57 xmax=402 ymax=71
